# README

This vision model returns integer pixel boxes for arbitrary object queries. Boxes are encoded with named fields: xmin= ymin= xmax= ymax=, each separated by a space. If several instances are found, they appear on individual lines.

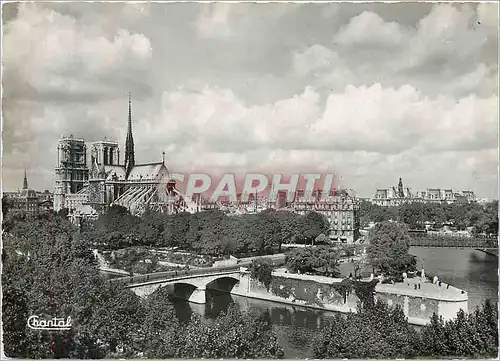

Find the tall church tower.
xmin=397 ymin=177 xmax=405 ymax=198
xmin=124 ymin=93 xmax=135 ymax=178
xmin=23 ymin=168 xmax=28 ymax=190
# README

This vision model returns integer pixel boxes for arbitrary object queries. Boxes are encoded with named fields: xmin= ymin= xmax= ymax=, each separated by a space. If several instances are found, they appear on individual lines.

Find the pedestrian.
xmin=447 ymin=284 xmax=450 ymax=289
xmin=418 ymin=284 xmax=421 ymax=289
xmin=414 ymin=284 xmax=417 ymax=290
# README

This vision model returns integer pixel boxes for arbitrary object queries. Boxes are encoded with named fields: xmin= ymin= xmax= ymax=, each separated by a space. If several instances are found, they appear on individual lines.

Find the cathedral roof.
xmin=127 ymin=162 xmax=169 ymax=181
xmin=20 ymin=189 xmax=37 ymax=198
xmin=104 ymin=165 xmax=127 ymax=181
xmin=75 ymin=186 xmax=88 ymax=194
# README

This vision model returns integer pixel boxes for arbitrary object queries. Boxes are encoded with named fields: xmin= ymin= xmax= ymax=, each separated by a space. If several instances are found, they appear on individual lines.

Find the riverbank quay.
xmin=226 ymin=269 xmax=468 ymax=326
xmin=375 ymin=277 xmax=468 ymax=325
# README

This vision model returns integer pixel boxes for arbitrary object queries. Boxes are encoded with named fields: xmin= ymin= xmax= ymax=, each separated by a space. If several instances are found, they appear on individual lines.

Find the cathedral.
xmin=54 ymin=94 xmax=187 ymax=220
xmin=53 ymin=95 xmax=361 ymax=243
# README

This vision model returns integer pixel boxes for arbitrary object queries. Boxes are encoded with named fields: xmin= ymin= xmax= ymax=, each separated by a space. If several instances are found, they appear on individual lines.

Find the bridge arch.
xmin=126 ymin=270 xmax=242 ymax=304
xmin=204 ymin=275 xmax=240 ymax=293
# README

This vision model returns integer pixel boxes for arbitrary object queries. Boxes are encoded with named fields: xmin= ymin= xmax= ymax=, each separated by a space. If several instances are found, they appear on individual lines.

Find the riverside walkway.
xmin=377 ymin=277 xmax=468 ymax=302
xmin=109 ymin=253 xmax=285 ymax=286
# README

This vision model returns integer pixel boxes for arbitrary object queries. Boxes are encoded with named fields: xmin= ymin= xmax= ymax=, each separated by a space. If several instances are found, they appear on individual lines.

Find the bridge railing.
xmin=110 ymin=257 xmax=286 ymax=286
xmin=409 ymin=235 xmax=498 ymax=248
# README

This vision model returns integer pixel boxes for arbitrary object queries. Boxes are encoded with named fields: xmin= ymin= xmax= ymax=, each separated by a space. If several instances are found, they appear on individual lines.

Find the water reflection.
xmin=409 ymin=247 xmax=498 ymax=310
xmin=170 ymin=247 xmax=497 ymax=357
xmin=103 ymin=247 xmax=497 ymax=358
xmin=170 ymin=289 xmax=333 ymax=358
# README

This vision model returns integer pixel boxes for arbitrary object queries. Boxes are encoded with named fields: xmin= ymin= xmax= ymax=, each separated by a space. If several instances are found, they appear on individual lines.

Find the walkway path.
xmin=377 ymin=277 xmax=467 ymax=301
xmin=93 ymin=250 xmax=130 ymax=276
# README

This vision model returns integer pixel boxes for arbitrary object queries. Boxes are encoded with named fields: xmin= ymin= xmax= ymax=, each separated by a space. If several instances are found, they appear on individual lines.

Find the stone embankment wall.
xmin=230 ymin=271 xmax=360 ymax=313
xmin=226 ymin=270 xmax=468 ymax=326
xmin=375 ymin=280 xmax=468 ymax=325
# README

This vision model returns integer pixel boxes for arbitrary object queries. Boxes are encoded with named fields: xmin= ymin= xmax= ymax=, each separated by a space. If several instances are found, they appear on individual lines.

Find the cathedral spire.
xmin=124 ymin=92 xmax=135 ymax=178
xmin=23 ymin=167 xmax=28 ymax=190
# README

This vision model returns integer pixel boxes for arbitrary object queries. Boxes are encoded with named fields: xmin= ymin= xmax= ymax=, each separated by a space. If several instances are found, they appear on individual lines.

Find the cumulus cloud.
xmin=149 ymin=83 xmax=497 ymax=155
xmin=334 ymin=11 xmax=407 ymax=47
xmin=3 ymin=3 xmax=152 ymax=101
xmin=2 ymin=2 xmax=498 ymax=199
xmin=293 ymin=45 xmax=338 ymax=77
xmin=294 ymin=3 xmax=498 ymax=98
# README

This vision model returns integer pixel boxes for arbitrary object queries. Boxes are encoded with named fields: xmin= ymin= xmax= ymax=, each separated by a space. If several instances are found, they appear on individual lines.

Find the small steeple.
xmin=124 ymin=92 xmax=135 ymax=178
xmin=23 ymin=167 xmax=28 ymax=190
xmin=162 ymin=151 xmax=165 ymax=164
xmin=398 ymin=177 xmax=405 ymax=198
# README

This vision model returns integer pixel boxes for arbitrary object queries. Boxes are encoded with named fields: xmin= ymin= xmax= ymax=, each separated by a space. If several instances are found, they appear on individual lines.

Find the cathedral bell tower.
xmin=124 ymin=92 xmax=135 ymax=179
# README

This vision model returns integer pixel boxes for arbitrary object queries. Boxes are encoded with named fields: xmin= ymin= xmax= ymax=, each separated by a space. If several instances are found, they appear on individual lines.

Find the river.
xmin=168 ymin=247 xmax=498 ymax=358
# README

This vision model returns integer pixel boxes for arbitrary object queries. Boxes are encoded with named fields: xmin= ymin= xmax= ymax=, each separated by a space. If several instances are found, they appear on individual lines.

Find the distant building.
xmin=3 ymin=169 xmax=53 ymax=216
xmin=476 ymin=197 xmax=495 ymax=204
xmin=371 ymin=178 xmax=476 ymax=207
xmin=286 ymin=189 xmax=360 ymax=244
xmin=54 ymin=94 xmax=181 ymax=222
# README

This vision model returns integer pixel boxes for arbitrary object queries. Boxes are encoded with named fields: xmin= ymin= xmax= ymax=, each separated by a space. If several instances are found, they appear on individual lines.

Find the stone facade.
xmin=371 ymin=178 xmax=476 ymax=207
xmin=4 ymin=171 xmax=53 ymax=216
xmin=54 ymin=136 xmax=89 ymax=212
xmin=290 ymin=191 xmax=360 ymax=244
xmin=54 ymin=95 xmax=181 ymax=220
xmin=231 ymin=271 xmax=360 ymax=313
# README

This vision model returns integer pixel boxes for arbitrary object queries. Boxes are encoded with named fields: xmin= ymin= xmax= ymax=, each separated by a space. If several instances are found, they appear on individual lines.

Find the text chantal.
xmin=27 ymin=316 xmax=72 ymax=330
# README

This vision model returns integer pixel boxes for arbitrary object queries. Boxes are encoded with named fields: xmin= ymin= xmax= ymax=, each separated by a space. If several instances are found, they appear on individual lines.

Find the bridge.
xmin=409 ymin=237 xmax=497 ymax=249
xmin=110 ymin=254 xmax=285 ymax=303
xmin=475 ymin=248 xmax=499 ymax=257
xmin=110 ymin=265 xmax=244 ymax=303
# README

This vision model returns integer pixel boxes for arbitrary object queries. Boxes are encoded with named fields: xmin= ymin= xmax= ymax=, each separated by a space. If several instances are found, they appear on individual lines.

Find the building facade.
xmin=53 ymin=94 xmax=360 ymax=242
xmin=371 ymin=178 xmax=476 ymax=207
xmin=54 ymin=136 xmax=89 ymax=211
xmin=4 ymin=170 xmax=53 ymax=216
xmin=290 ymin=190 xmax=360 ymax=244
xmin=54 ymin=94 xmax=182 ymax=221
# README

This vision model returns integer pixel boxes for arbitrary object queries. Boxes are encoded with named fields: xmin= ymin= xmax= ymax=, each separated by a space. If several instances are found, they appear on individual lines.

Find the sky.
xmin=2 ymin=1 xmax=499 ymax=199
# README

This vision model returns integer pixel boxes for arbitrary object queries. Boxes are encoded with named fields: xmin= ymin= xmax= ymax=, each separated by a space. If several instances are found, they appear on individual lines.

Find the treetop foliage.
xmin=2 ymin=215 xmax=284 ymax=359
xmin=359 ymin=199 xmax=498 ymax=234
xmin=285 ymin=246 xmax=341 ymax=277
xmin=83 ymin=207 xmax=330 ymax=256
xmin=366 ymin=221 xmax=417 ymax=275
xmin=310 ymin=299 xmax=498 ymax=359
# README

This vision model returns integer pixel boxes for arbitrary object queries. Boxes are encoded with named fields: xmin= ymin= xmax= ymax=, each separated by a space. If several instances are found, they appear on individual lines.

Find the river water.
xmin=168 ymin=247 xmax=498 ymax=358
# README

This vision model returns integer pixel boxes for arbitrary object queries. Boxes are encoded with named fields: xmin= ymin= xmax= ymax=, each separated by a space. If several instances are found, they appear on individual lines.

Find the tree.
xmin=164 ymin=212 xmax=191 ymax=248
xmin=269 ymin=210 xmax=302 ymax=246
xmin=178 ymin=306 xmax=284 ymax=359
xmin=2 ymin=196 xmax=14 ymax=218
xmin=141 ymin=288 xmax=183 ymax=358
xmin=2 ymin=215 xmax=143 ymax=358
xmin=254 ymin=211 xmax=282 ymax=254
xmin=191 ymin=210 xmax=226 ymax=255
xmin=311 ymin=300 xmax=419 ymax=359
xmin=366 ymin=222 xmax=416 ymax=276
xmin=398 ymin=202 xmax=426 ymax=229
xmin=285 ymin=246 xmax=340 ymax=277
xmin=301 ymin=212 xmax=330 ymax=244
xmin=249 ymin=259 xmax=274 ymax=290
xmin=57 ymin=207 xmax=70 ymax=218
